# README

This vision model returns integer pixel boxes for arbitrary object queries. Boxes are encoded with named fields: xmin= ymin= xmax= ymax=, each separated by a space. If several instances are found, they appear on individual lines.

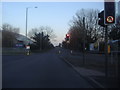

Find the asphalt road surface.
xmin=2 ymin=48 xmax=93 ymax=88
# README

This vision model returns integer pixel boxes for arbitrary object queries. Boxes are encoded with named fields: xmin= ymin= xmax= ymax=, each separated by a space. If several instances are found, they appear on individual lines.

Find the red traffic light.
xmin=66 ymin=34 xmax=70 ymax=41
xmin=66 ymin=34 xmax=70 ymax=37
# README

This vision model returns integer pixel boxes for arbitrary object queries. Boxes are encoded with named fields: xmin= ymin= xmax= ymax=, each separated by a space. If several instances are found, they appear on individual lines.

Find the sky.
xmin=2 ymin=2 xmax=105 ymax=46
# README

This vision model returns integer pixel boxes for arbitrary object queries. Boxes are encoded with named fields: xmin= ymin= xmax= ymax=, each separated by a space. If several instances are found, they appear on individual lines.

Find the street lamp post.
xmin=25 ymin=6 xmax=37 ymax=45
xmin=26 ymin=7 xmax=28 ymax=39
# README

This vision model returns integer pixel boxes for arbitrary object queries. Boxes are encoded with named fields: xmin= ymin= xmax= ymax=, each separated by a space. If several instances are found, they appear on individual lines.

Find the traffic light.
xmin=66 ymin=34 xmax=70 ymax=41
xmin=98 ymin=10 xmax=105 ymax=27
xmin=104 ymin=1 xmax=115 ymax=25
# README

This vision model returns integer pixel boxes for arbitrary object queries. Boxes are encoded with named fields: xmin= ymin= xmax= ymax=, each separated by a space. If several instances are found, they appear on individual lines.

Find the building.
xmin=15 ymin=33 xmax=34 ymax=47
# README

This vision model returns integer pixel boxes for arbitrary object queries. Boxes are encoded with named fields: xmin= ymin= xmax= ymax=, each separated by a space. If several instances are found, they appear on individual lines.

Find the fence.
xmin=110 ymin=51 xmax=120 ymax=78
xmin=2 ymin=47 xmax=26 ymax=55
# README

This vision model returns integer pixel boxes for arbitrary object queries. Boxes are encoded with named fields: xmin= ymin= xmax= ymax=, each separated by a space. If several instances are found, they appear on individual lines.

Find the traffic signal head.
xmin=66 ymin=34 xmax=70 ymax=37
xmin=98 ymin=10 xmax=105 ymax=27
xmin=66 ymin=34 xmax=70 ymax=41
xmin=104 ymin=2 xmax=116 ymax=25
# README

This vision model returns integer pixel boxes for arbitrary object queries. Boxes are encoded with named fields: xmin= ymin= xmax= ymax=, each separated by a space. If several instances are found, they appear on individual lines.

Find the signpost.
xmin=98 ymin=0 xmax=116 ymax=78
xmin=104 ymin=0 xmax=116 ymax=78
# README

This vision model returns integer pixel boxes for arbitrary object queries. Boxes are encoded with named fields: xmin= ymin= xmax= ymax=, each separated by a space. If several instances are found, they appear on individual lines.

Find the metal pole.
xmin=26 ymin=8 xmax=28 ymax=39
xmin=83 ymin=17 xmax=85 ymax=65
xmin=39 ymin=33 xmax=41 ymax=51
xmin=41 ymin=32 xmax=43 ymax=50
xmin=116 ymin=41 xmax=119 ymax=80
xmin=25 ymin=7 xmax=37 ymax=45
xmin=105 ymin=25 xmax=108 ymax=78
xmin=117 ymin=38 xmax=120 ymax=86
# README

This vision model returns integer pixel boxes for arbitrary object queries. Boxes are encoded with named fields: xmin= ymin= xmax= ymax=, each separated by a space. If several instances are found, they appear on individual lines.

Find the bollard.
xmin=26 ymin=45 xmax=30 ymax=55
xmin=108 ymin=45 xmax=110 ymax=54
xmin=26 ymin=50 xmax=30 ymax=55
xmin=111 ymin=51 xmax=113 ymax=64
xmin=58 ymin=50 xmax=61 ymax=54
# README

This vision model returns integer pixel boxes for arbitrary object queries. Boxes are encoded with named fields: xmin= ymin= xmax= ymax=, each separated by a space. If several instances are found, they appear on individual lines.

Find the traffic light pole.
xmin=40 ymin=33 xmax=41 ymax=51
xmin=83 ymin=17 xmax=85 ymax=65
xmin=104 ymin=1 xmax=116 ymax=78
xmin=105 ymin=25 xmax=108 ymax=78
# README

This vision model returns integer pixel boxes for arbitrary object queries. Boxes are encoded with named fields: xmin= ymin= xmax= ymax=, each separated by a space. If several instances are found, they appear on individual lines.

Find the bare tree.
xmin=28 ymin=28 xmax=39 ymax=39
xmin=2 ymin=23 xmax=19 ymax=34
xmin=28 ymin=26 xmax=56 ymax=42
xmin=67 ymin=9 xmax=103 ymax=50
xmin=2 ymin=23 xmax=20 ymax=47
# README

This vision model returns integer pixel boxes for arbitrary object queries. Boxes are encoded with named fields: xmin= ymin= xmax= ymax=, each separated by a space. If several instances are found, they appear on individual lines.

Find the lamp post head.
xmin=35 ymin=6 xmax=38 ymax=8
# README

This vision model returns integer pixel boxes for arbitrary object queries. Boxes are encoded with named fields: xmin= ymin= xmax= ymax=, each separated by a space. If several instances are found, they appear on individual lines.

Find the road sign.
xmin=15 ymin=43 xmax=24 ymax=48
xmin=98 ymin=10 xmax=105 ymax=27
xmin=107 ymin=16 xmax=114 ymax=23
xmin=26 ymin=45 xmax=30 ymax=49
xmin=104 ymin=1 xmax=116 ymax=24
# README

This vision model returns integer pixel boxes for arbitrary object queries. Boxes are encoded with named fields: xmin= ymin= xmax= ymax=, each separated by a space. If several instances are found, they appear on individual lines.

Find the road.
xmin=2 ymin=48 xmax=93 ymax=88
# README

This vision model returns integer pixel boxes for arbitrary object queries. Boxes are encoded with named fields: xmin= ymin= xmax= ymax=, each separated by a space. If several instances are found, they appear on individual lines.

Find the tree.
xmin=108 ymin=15 xmax=120 ymax=40
xmin=109 ymin=27 xmax=120 ymax=40
xmin=30 ymin=32 xmax=53 ymax=51
xmin=2 ymin=23 xmax=19 ymax=34
xmin=67 ymin=9 xmax=103 ymax=51
xmin=28 ymin=26 xmax=55 ymax=51
xmin=28 ymin=26 xmax=56 ymax=42
xmin=2 ymin=24 xmax=20 ymax=47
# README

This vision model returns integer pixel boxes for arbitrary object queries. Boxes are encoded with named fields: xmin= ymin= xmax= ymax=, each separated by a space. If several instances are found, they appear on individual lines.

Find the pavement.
xmin=58 ymin=47 xmax=119 ymax=88
xmin=60 ymin=56 xmax=105 ymax=88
